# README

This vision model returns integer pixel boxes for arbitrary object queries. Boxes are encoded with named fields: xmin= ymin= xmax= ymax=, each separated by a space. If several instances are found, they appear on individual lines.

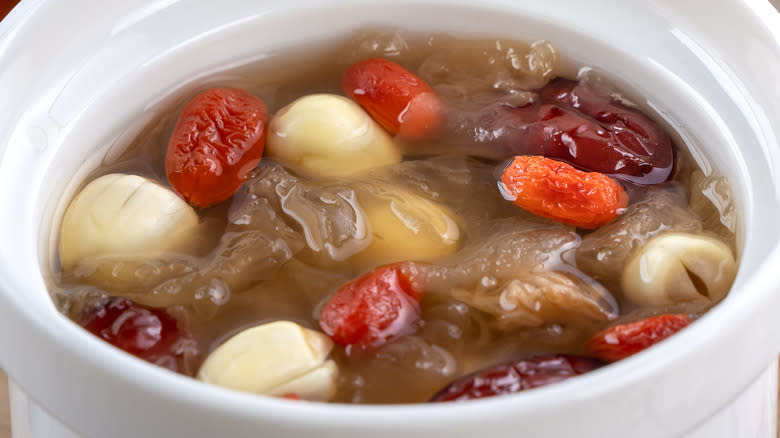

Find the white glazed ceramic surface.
xmin=1 ymin=0 xmax=780 ymax=437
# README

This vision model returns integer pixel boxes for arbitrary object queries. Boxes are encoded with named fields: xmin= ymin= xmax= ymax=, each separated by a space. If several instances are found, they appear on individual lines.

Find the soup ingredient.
xmin=198 ymin=321 xmax=338 ymax=401
xmin=499 ymin=155 xmax=628 ymax=229
xmin=52 ymin=33 xmax=739 ymax=405
xmin=74 ymin=162 xmax=375 ymax=310
xmin=586 ymin=313 xmax=692 ymax=362
xmin=429 ymin=354 xmax=604 ymax=402
xmin=80 ymin=297 xmax=196 ymax=373
xmin=140 ymin=167 xmax=310 ymax=309
xmin=343 ymin=334 xmax=460 ymax=403
xmin=319 ymin=262 xmax=425 ymax=351
xmin=342 ymin=58 xmax=443 ymax=139
xmin=621 ymin=232 xmax=737 ymax=306
xmin=420 ymin=220 xmax=581 ymax=293
xmin=59 ymin=174 xmax=198 ymax=271
xmin=535 ymin=78 xmax=674 ymax=184
xmin=459 ymin=78 xmax=674 ymax=185
xmin=575 ymin=186 xmax=702 ymax=287
xmin=246 ymin=163 xmax=370 ymax=264
xmin=364 ymin=156 xmax=521 ymax=229
xmin=266 ymin=94 xmax=401 ymax=178
xmin=68 ymin=257 xmax=196 ymax=297
xmin=354 ymin=185 xmax=460 ymax=268
xmin=688 ymin=170 xmax=737 ymax=233
xmin=166 ymin=87 xmax=268 ymax=208
xmin=450 ymin=270 xmax=616 ymax=330
xmin=417 ymin=37 xmax=558 ymax=95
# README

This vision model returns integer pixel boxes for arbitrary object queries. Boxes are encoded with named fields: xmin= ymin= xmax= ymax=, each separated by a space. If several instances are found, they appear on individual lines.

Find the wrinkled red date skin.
xmin=166 ymin=87 xmax=268 ymax=208
xmin=472 ymin=78 xmax=674 ymax=185
xmin=430 ymin=354 xmax=604 ymax=402
xmin=80 ymin=297 xmax=193 ymax=373
xmin=319 ymin=262 xmax=424 ymax=352
xmin=587 ymin=313 xmax=692 ymax=363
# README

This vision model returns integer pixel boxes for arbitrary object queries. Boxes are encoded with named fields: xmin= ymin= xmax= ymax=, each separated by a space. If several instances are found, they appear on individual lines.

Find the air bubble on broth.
xmin=49 ymin=29 xmax=738 ymax=404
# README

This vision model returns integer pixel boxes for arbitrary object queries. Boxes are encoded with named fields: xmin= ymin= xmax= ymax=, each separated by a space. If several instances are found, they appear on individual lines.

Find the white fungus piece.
xmin=419 ymin=220 xmax=582 ymax=293
xmin=575 ymin=187 xmax=702 ymax=286
xmin=352 ymin=185 xmax=460 ymax=268
xmin=243 ymin=163 xmax=371 ymax=265
xmin=266 ymin=94 xmax=401 ymax=178
xmin=59 ymin=173 xmax=198 ymax=271
xmin=197 ymin=321 xmax=338 ymax=401
xmin=621 ymin=232 xmax=737 ymax=306
xmin=450 ymin=270 xmax=617 ymax=330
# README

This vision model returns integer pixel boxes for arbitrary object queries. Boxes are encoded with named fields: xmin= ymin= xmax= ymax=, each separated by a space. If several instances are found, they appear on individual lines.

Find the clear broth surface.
xmin=51 ymin=30 xmax=737 ymax=403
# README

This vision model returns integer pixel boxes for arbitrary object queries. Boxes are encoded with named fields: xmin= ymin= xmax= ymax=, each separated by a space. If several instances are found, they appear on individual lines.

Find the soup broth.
xmin=51 ymin=30 xmax=737 ymax=404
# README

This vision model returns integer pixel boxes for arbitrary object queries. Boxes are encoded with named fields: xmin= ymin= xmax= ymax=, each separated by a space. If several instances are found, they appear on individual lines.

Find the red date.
xmin=461 ymin=78 xmax=674 ymax=185
xmin=430 ymin=354 xmax=604 ymax=402
xmin=80 ymin=297 xmax=194 ymax=373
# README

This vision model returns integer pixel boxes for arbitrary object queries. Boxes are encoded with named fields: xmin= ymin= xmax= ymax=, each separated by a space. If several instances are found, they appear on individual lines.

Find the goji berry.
xmin=166 ymin=87 xmax=268 ymax=208
xmin=466 ymin=78 xmax=674 ymax=185
xmin=80 ymin=297 xmax=194 ymax=373
xmin=586 ymin=313 xmax=693 ymax=362
xmin=430 ymin=355 xmax=604 ymax=402
xmin=319 ymin=262 xmax=424 ymax=351
xmin=343 ymin=58 xmax=443 ymax=139
xmin=500 ymin=155 xmax=628 ymax=228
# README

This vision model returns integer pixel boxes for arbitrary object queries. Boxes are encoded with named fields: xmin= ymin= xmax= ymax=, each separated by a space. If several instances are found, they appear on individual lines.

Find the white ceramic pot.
xmin=1 ymin=0 xmax=780 ymax=437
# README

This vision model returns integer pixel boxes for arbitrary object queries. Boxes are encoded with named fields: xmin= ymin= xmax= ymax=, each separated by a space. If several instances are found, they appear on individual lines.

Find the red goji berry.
xmin=319 ymin=262 xmax=424 ymax=352
xmin=166 ymin=87 xmax=268 ymax=208
xmin=500 ymin=155 xmax=628 ymax=228
xmin=587 ymin=313 xmax=693 ymax=362
xmin=342 ymin=58 xmax=443 ymax=140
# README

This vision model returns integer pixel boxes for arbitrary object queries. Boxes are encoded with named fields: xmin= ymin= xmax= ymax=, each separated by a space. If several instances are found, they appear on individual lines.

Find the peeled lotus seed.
xmin=197 ymin=321 xmax=338 ymax=401
xmin=265 ymin=94 xmax=401 ymax=177
xmin=352 ymin=186 xmax=460 ymax=268
xmin=59 ymin=174 xmax=199 ymax=270
xmin=621 ymin=232 xmax=736 ymax=306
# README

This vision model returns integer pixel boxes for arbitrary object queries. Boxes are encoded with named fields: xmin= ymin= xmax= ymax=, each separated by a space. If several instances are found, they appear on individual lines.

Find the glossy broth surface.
xmin=51 ymin=31 xmax=737 ymax=403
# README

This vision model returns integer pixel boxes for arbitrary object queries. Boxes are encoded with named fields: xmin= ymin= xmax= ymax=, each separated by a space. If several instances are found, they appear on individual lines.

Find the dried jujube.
xmin=430 ymin=354 xmax=604 ymax=402
xmin=465 ymin=78 xmax=674 ymax=185
xmin=80 ymin=297 xmax=195 ymax=373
